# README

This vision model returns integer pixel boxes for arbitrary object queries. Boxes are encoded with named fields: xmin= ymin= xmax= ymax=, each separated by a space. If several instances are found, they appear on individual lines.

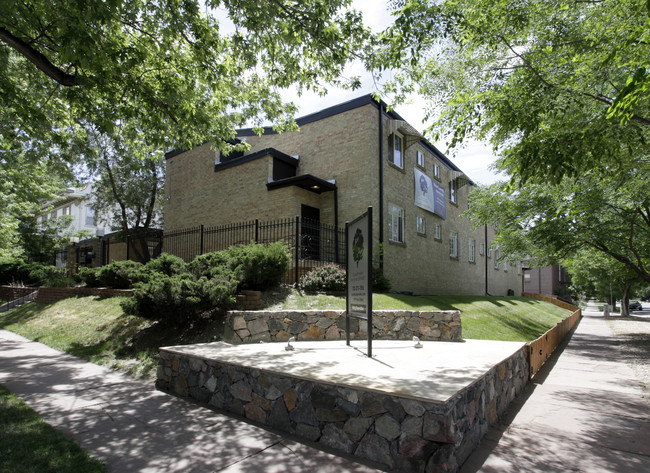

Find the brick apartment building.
xmin=164 ymin=95 xmax=522 ymax=295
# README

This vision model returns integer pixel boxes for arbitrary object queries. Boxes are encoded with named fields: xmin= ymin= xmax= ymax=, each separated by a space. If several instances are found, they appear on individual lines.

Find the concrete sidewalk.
xmin=0 ymin=329 xmax=383 ymax=473
xmin=2 ymin=312 xmax=649 ymax=473
xmin=461 ymin=312 xmax=650 ymax=473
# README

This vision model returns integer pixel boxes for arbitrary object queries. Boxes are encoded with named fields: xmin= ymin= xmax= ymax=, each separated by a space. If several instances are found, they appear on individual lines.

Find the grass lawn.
xmin=270 ymin=291 xmax=571 ymax=342
xmin=0 ymin=384 xmax=106 ymax=473
xmin=0 ymin=297 xmax=223 ymax=379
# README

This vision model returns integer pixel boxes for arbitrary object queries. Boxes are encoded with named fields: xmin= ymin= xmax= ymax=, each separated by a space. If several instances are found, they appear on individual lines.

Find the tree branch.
xmin=0 ymin=26 xmax=80 ymax=87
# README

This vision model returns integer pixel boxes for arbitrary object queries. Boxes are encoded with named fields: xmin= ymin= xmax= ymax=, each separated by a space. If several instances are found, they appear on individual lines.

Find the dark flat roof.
xmin=214 ymin=148 xmax=298 ymax=173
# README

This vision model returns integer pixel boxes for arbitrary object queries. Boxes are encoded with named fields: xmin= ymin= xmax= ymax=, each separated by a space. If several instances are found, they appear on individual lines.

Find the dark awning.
xmin=266 ymin=174 xmax=337 ymax=194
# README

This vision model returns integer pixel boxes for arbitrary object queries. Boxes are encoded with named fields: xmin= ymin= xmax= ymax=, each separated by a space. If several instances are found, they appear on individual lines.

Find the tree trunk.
xmin=621 ymin=284 xmax=631 ymax=317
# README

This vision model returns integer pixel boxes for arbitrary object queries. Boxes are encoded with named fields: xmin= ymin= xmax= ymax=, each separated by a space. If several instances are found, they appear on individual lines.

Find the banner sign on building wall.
xmin=346 ymin=207 xmax=373 ymax=357
xmin=414 ymin=168 xmax=446 ymax=219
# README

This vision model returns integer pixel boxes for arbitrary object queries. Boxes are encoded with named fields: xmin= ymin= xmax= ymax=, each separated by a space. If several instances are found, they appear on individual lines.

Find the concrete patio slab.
xmin=162 ymin=338 xmax=526 ymax=403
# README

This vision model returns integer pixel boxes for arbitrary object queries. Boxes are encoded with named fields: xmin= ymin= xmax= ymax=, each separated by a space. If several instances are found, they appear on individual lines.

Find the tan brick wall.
xmin=380 ymin=113 xmax=521 ymax=296
xmin=164 ymin=100 xmax=522 ymax=296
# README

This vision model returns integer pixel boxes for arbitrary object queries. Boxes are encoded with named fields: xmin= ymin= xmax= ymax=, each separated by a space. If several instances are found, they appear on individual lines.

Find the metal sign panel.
xmin=346 ymin=207 xmax=373 ymax=357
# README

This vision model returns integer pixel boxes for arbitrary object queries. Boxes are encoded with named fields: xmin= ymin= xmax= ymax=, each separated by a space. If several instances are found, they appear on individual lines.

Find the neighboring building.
xmin=40 ymin=185 xmax=117 ymax=267
xmin=40 ymin=185 xmax=115 ymax=238
xmin=164 ymin=95 xmax=522 ymax=295
xmin=523 ymin=264 xmax=570 ymax=297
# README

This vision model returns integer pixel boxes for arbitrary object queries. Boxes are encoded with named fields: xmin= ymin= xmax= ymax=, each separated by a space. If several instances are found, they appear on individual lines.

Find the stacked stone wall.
xmin=157 ymin=345 xmax=529 ymax=472
xmin=224 ymin=310 xmax=462 ymax=344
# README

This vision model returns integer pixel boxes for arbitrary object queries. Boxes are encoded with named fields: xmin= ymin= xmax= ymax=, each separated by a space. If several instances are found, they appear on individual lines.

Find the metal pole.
xmin=295 ymin=216 xmax=300 ymax=286
xmin=367 ymin=206 xmax=373 ymax=358
xmin=345 ymin=221 xmax=350 ymax=346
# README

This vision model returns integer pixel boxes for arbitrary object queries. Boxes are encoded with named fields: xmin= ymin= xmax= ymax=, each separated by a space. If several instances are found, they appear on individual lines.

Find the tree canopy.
xmin=0 ymin=0 xmax=369 ymax=254
xmin=1 ymin=0 xmax=369 ymax=151
xmin=377 ymin=0 xmax=650 ymax=183
xmin=466 ymin=167 xmax=650 ymax=284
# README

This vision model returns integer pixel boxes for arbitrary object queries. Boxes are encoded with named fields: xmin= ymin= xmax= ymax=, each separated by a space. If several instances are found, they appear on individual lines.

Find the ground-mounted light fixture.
xmin=285 ymin=336 xmax=295 ymax=351
xmin=413 ymin=336 xmax=423 ymax=349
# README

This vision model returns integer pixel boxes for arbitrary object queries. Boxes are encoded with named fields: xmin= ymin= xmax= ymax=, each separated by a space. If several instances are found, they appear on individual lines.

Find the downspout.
xmin=334 ymin=187 xmax=339 ymax=263
xmin=485 ymin=225 xmax=491 ymax=296
xmin=378 ymin=102 xmax=384 ymax=270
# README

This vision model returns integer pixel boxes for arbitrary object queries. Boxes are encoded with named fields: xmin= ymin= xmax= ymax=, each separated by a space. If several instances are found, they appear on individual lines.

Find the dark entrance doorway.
xmin=301 ymin=205 xmax=320 ymax=260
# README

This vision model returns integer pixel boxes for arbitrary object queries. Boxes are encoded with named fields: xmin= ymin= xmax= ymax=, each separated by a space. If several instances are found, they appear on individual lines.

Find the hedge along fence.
xmin=524 ymin=292 xmax=582 ymax=378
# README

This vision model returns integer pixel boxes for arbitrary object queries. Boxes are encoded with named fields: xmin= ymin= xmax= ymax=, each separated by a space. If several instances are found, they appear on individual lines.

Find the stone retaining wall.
xmin=224 ymin=310 xmax=462 ymax=344
xmin=157 ymin=345 xmax=529 ymax=472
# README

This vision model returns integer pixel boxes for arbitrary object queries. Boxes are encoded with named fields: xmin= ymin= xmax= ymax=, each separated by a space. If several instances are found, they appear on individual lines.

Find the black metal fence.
xmin=162 ymin=217 xmax=345 ymax=285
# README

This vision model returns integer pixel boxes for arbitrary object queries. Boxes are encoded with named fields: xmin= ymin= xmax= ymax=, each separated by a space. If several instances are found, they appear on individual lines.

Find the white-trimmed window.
xmin=416 ymin=216 xmax=426 ymax=235
xmin=479 ymin=243 xmax=485 ymax=256
xmin=449 ymin=231 xmax=458 ymax=258
xmin=517 ymin=262 xmax=522 ymax=275
xmin=504 ymin=261 xmax=508 ymax=272
xmin=449 ymin=179 xmax=457 ymax=204
xmin=434 ymin=223 xmax=441 ymax=240
xmin=85 ymin=206 xmax=95 ymax=226
xmin=390 ymin=133 xmax=404 ymax=168
xmin=388 ymin=205 xmax=404 ymax=243
xmin=417 ymin=150 xmax=424 ymax=169
xmin=63 ymin=206 xmax=71 ymax=216
xmin=494 ymin=250 xmax=499 ymax=269
xmin=433 ymin=163 xmax=440 ymax=180
xmin=487 ymin=247 xmax=492 ymax=258
xmin=469 ymin=239 xmax=476 ymax=263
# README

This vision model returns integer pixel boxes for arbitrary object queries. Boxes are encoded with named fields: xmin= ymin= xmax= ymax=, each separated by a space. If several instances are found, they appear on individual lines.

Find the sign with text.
xmin=414 ymin=167 xmax=446 ymax=219
xmin=346 ymin=207 xmax=373 ymax=357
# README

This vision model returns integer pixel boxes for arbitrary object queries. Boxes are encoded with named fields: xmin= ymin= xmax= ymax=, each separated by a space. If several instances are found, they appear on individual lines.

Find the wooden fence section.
xmin=527 ymin=292 xmax=582 ymax=377
xmin=522 ymin=292 xmax=579 ymax=312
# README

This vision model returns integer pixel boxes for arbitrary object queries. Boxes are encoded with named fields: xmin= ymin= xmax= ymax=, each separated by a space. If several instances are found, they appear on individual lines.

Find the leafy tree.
xmin=466 ymin=168 xmax=650 ymax=284
xmin=0 ymin=148 xmax=72 ymax=257
xmin=1 ymin=0 xmax=369 ymax=152
xmin=376 ymin=0 xmax=650 ymax=183
xmin=564 ymin=248 xmax=645 ymax=316
xmin=1 ymin=0 xmax=369 ymax=256
xmin=79 ymin=125 xmax=164 ymax=262
xmin=17 ymin=214 xmax=75 ymax=264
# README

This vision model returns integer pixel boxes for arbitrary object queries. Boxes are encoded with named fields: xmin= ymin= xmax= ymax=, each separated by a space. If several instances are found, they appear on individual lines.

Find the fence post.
xmin=126 ymin=234 xmax=130 ymax=261
xmin=255 ymin=219 xmax=259 ymax=244
xmin=200 ymin=225 xmax=204 ymax=255
xmin=295 ymin=216 xmax=300 ymax=286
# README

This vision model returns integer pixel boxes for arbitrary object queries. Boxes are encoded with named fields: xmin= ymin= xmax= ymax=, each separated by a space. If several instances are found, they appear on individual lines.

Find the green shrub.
xmin=77 ymin=267 xmax=101 ymax=287
xmin=301 ymin=264 xmax=346 ymax=292
xmin=97 ymin=260 xmax=143 ymax=289
xmin=187 ymin=251 xmax=231 ymax=279
xmin=122 ymin=273 xmax=237 ymax=324
xmin=43 ymin=273 xmax=75 ymax=287
xmin=143 ymin=253 xmax=186 ymax=277
xmin=0 ymin=257 xmax=66 ymax=286
xmin=227 ymin=242 xmax=290 ymax=290
xmin=372 ymin=267 xmax=391 ymax=293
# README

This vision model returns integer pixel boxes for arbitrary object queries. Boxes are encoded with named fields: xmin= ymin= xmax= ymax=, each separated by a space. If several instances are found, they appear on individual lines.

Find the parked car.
xmin=629 ymin=300 xmax=643 ymax=311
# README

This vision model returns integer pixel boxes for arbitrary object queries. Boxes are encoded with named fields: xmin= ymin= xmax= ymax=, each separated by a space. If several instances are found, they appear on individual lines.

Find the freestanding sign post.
xmin=346 ymin=206 xmax=373 ymax=357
